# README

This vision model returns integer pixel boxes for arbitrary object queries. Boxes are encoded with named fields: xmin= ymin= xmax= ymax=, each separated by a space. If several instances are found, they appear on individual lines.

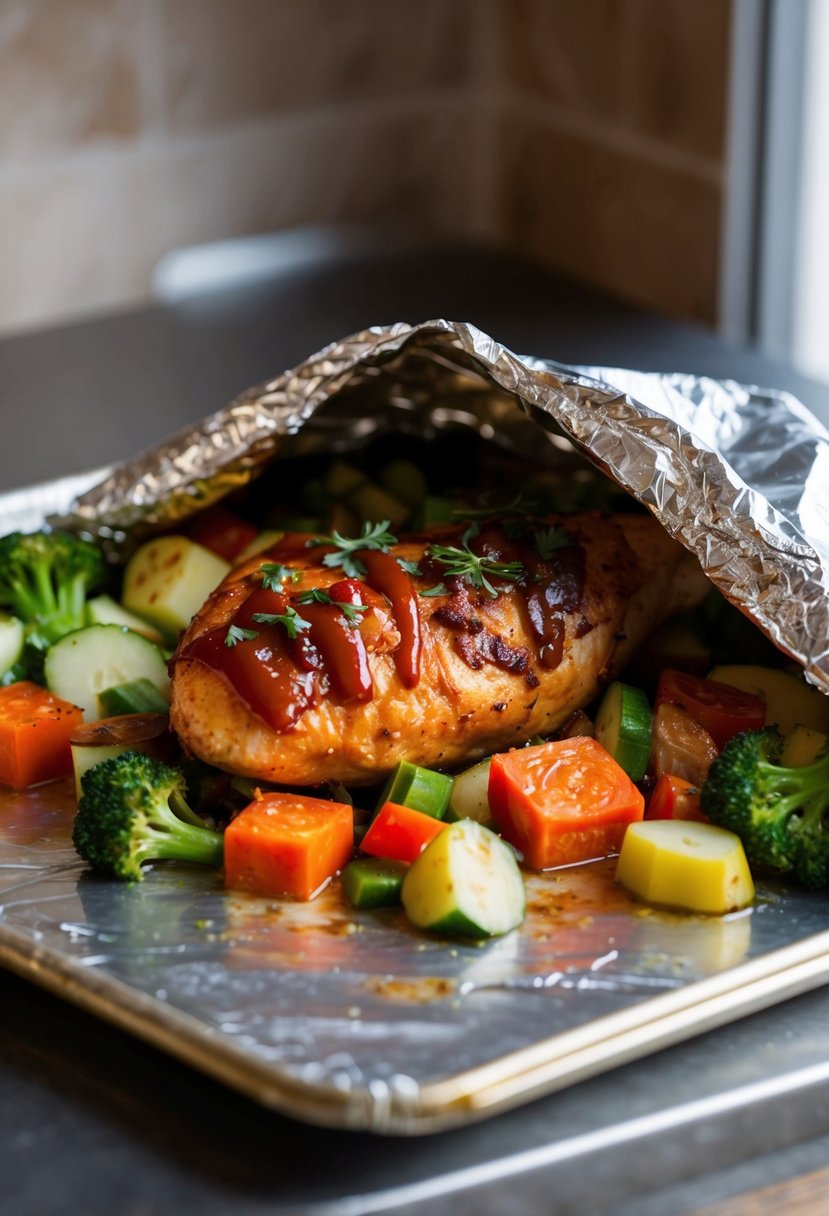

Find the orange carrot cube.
xmin=224 ymin=792 xmax=354 ymax=900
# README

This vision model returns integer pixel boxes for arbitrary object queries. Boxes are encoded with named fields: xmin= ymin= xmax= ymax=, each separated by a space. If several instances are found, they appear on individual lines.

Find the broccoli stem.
xmin=138 ymin=801 xmax=224 ymax=868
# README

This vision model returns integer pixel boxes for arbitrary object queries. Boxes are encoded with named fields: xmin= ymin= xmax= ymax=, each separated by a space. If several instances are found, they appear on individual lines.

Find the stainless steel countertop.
xmin=2 ymin=242 xmax=829 ymax=1215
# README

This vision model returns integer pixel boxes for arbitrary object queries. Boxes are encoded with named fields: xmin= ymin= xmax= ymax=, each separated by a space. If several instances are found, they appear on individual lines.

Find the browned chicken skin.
xmin=170 ymin=513 xmax=709 ymax=786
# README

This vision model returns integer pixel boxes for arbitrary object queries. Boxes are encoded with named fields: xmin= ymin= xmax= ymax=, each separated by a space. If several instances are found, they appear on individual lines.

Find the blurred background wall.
xmin=0 ymin=0 xmax=732 ymax=337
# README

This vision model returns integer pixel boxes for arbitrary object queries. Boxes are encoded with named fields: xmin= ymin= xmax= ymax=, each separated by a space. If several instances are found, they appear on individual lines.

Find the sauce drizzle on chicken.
xmin=179 ymin=520 xmax=589 ymax=733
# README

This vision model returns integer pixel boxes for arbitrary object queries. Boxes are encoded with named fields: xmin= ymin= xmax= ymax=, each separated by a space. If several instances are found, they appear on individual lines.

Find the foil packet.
xmin=51 ymin=319 xmax=829 ymax=696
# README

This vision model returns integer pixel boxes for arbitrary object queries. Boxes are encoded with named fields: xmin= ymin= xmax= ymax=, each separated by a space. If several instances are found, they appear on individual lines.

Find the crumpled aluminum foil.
xmin=53 ymin=319 xmax=829 ymax=696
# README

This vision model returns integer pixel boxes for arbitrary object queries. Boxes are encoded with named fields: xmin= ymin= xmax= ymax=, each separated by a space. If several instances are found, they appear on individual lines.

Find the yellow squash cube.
xmin=615 ymin=820 xmax=755 ymax=915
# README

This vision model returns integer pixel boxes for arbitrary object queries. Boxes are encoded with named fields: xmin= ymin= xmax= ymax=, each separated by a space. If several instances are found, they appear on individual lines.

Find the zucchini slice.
xmin=401 ymin=819 xmax=525 ymax=938
xmin=594 ymin=681 xmax=652 ymax=781
xmin=44 ymin=624 xmax=170 ymax=722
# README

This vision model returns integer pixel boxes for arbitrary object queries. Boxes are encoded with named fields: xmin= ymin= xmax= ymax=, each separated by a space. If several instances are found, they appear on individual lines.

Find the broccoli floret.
xmin=701 ymin=727 xmax=829 ymax=888
xmin=73 ymin=751 xmax=224 ymax=882
xmin=0 ymin=530 xmax=105 ymax=669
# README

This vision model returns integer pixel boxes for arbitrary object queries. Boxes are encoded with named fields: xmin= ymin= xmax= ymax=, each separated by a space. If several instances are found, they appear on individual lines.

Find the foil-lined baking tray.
xmin=1 ymin=320 xmax=829 ymax=1133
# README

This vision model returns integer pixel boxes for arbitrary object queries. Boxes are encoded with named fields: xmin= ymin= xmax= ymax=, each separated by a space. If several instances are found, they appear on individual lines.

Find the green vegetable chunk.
xmin=401 ymin=819 xmax=526 ymax=938
xmin=341 ymin=858 xmax=408 ymax=908
xmin=594 ymin=681 xmax=653 ymax=781
xmin=99 ymin=677 xmax=172 ymax=717
xmin=701 ymin=726 xmax=829 ymax=888
xmin=377 ymin=760 xmax=453 ymax=820
xmin=446 ymin=757 xmax=494 ymax=826
xmin=44 ymin=624 xmax=170 ymax=723
xmin=73 ymin=751 xmax=224 ymax=882
xmin=0 ymin=530 xmax=105 ymax=677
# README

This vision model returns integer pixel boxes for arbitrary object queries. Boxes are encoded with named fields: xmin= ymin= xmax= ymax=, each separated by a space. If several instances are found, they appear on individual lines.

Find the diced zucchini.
xmin=615 ymin=820 xmax=755 ymax=914
xmin=69 ymin=712 xmax=171 ymax=798
xmin=44 ymin=624 xmax=170 ymax=722
xmin=780 ymin=724 xmax=828 ymax=767
xmin=379 ymin=459 xmax=428 ymax=509
xmin=377 ymin=760 xmax=453 ymax=820
xmin=99 ymin=677 xmax=171 ymax=717
xmin=446 ymin=757 xmax=494 ymax=826
xmin=594 ymin=681 xmax=652 ymax=782
xmin=401 ymin=820 xmax=526 ymax=938
xmin=708 ymin=664 xmax=829 ymax=737
xmin=341 ymin=858 xmax=408 ymax=908
xmin=0 ymin=613 xmax=24 ymax=675
xmin=85 ymin=594 xmax=165 ymax=645
xmin=122 ymin=536 xmax=230 ymax=640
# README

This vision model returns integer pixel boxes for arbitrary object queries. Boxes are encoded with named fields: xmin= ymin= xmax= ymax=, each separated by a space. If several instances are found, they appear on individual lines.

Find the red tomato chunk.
xmin=655 ymin=669 xmax=765 ymax=751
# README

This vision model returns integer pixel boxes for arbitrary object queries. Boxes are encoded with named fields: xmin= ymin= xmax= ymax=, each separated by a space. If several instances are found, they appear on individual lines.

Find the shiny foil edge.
xmin=41 ymin=319 xmax=829 ymax=695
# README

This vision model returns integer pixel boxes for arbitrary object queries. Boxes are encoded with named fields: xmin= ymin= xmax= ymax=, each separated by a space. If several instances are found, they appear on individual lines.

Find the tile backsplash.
xmin=0 ymin=0 xmax=733 ymax=334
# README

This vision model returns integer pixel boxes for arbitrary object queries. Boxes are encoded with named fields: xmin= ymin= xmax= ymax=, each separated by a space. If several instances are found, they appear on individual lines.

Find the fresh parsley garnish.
xmin=419 ymin=583 xmax=448 ymax=597
xmin=426 ymin=526 xmax=524 ymax=598
xmin=295 ymin=587 xmax=368 ymax=626
xmin=306 ymin=520 xmax=397 ymax=578
xmin=260 ymin=562 xmax=302 ymax=590
xmin=224 ymin=624 xmax=259 ymax=647
xmin=396 ymin=557 xmax=421 ymax=576
xmin=251 ymin=606 xmax=311 ymax=639
xmin=533 ymin=526 xmax=575 ymax=560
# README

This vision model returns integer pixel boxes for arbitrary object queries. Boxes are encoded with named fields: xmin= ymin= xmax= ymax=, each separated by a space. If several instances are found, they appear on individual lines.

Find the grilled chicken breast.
xmin=170 ymin=513 xmax=709 ymax=785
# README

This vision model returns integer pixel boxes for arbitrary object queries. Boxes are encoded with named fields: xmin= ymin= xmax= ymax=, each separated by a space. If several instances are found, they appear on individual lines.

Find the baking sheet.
xmin=2 ymin=778 xmax=829 ymax=1133
xmin=2 ymin=334 xmax=829 ymax=1133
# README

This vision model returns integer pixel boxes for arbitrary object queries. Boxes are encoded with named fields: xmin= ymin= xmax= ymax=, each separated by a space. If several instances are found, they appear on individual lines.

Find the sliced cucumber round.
xmin=594 ymin=681 xmax=652 ymax=781
xmin=401 ymin=819 xmax=525 ymax=938
xmin=44 ymin=624 xmax=170 ymax=723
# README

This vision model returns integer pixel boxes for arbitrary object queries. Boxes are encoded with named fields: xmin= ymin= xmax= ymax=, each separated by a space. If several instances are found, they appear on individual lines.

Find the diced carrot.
xmin=488 ymin=736 xmax=645 ymax=870
xmin=187 ymin=505 xmax=258 ymax=564
xmin=0 ymin=681 xmax=84 ymax=790
xmin=224 ymin=792 xmax=354 ymax=900
xmin=360 ymin=801 xmax=446 ymax=864
xmin=647 ymin=773 xmax=706 ymax=822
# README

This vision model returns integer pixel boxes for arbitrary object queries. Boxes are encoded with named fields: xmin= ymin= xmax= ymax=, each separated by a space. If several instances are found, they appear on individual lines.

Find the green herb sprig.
xmin=306 ymin=520 xmax=397 ymax=578
xmin=250 ymin=605 xmax=311 ymax=639
xmin=296 ymin=587 xmax=368 ymax=626
xmin=224 ymin=624 xmax=259 ymax=648
xmin=533 ymin=526 xmax=575 ymax=560
xmin=426 ymin=526 xmax=524 ymax=598
xmin=260 ymin=562 xmax=303 ymax=590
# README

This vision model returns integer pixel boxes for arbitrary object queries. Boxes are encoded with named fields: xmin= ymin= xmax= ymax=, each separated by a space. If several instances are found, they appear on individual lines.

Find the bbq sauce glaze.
xmin=179 ymin=523 xmax=587 ymax=732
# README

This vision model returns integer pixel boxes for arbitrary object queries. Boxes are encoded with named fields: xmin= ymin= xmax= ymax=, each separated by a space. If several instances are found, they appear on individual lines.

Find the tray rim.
xmin=3 ymin=913 xmax=829 ymax=1134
